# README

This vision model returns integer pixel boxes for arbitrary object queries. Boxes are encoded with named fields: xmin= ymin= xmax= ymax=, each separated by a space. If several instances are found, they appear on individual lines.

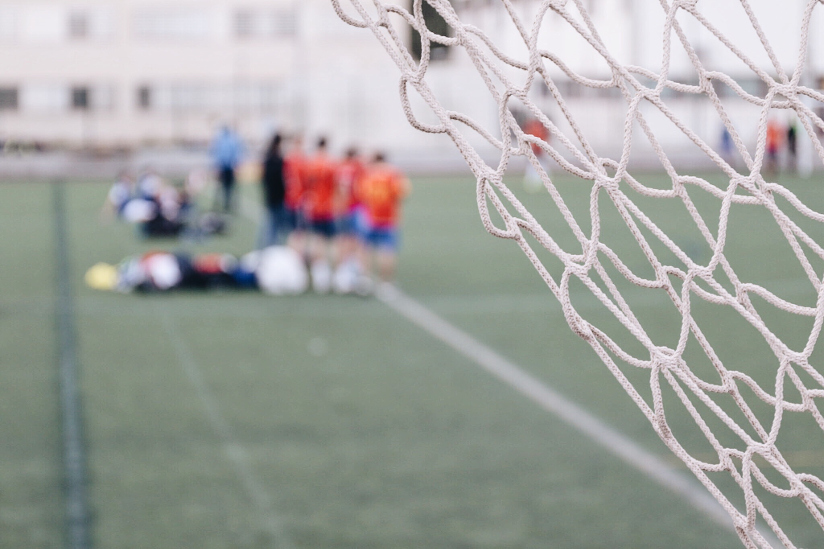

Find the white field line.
xmin=374 ymin=284 xmax=748 ymax=535
xmin=237 ymin=195 xmax=777 ymax=544
xmin=158 ymin=310 xmax=296 ymax=549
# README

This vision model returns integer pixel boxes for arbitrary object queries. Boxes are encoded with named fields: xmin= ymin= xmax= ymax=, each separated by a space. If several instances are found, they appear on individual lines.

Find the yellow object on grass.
xmin=85 ymin=262 xmax=118 ymax=291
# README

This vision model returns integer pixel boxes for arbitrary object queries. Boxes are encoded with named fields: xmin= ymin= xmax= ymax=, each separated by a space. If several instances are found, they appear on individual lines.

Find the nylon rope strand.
xmin=331 ymin=1 xmax=824 ymax=547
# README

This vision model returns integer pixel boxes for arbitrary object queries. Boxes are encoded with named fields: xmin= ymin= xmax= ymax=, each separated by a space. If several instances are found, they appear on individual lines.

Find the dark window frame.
xmin=234 ymin=10 xmax=254 ymax=38
xmin=409 ymin=0 xmax=452 ymax=62
xmin=68 ymin=11 xmax=90 ymax=39
xmin=137 ymin=85 xmax=152 ymax=109
xmin=0 ymin=87 xmax=18 ymax=110
xmin=71 ymin=86 xmax=90 ymax=110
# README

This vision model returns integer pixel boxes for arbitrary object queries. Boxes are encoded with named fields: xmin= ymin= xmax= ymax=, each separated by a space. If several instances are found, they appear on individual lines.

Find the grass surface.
xmin=2 ymin=172 xmax=823 ymax=548
xmin=0 ymin=182 xmax=62 ymax=549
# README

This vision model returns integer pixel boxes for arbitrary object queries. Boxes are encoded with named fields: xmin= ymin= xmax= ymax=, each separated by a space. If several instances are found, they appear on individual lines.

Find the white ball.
xmin=144 ymin=253 xmax=182 ymax=290
xmin=121 ymin=198 xmax=156 ymax=222
xmin=256 ymin=246 xmax=308 ymax=295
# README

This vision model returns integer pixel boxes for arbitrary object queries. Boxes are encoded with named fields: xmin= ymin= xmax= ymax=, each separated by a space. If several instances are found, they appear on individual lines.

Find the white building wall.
xmin=427 ymin=0 xmax=824 ymax=169
xmin=0 ymin=0 xmax=303 ymax=148
xmin=0 ymin=0 xmax=819 ymax=171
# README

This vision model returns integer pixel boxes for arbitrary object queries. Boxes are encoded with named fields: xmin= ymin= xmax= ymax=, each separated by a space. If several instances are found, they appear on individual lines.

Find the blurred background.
xmin=3 ymin=2 xmax=824 ymax=549
xmin=0 ymin=0 xmax=820 ymax=177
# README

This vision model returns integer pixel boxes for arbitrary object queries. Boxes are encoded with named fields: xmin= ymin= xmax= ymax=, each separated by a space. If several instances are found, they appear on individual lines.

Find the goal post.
xmin=331 ymin=1 xmax=824 ymax=548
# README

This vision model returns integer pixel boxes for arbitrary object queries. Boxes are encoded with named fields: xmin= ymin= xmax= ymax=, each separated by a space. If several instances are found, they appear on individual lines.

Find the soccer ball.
xmin=255 ymin=246 xmax=308 ymax=295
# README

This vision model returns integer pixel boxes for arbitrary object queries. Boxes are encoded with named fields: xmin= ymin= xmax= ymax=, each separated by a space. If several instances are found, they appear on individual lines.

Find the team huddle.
xmin=89 ymin=131 xmax=410 ymax=296
xmin=262 ymin=135 xmax=410 ymax=295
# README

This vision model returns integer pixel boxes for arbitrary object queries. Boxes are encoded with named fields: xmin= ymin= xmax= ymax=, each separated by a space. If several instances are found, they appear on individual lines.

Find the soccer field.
xmin=2 ymin=174 xmax=822 ymax=548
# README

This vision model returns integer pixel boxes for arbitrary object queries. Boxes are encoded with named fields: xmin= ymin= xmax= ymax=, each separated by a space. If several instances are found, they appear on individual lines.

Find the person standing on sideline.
xmin=210 ymin=124 xmax=244 ymax=213
xmin=357 ymin=152 xmax=410 ymax=289
xmin=719 ymin=125 xmax=734 ymax=168
xmin=765 ymin=117 xmax=784 ymax=176
xmin=258 ymin=133 xmax=287 ymax=248
xmin=786 ymin=119 xmax=798 ymax=174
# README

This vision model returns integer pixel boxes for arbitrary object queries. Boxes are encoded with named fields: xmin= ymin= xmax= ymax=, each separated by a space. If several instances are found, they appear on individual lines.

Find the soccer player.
xmin=332 ymin=147 xmax=367 ymax=293
xmin=357 ymin=152 xmax=410 ymax=289
xmin=302 ymin=137 xmax=339 ymax=292
xmin=283 ymin=135 xmax=308 ymax=254
xmin=522 ymin=116 xmax=550 ymax=192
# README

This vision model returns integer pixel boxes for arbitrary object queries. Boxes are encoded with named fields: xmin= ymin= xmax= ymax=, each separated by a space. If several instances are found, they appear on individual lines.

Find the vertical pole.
xmin=798 ymin=0 xmax=815 ymax=178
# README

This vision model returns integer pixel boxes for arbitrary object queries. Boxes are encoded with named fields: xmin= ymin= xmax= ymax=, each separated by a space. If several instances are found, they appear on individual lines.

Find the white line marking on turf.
xmin=159 ymin=311 xmax=296 ymax=549
xmin=237 ymin=193 xmax=779 ymax=544
xmin=375 ymin=284 xmax=781 ymax=546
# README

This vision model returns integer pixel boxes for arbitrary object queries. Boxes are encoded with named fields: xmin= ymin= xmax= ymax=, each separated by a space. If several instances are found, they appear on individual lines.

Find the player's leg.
xmin=332 ymin=210 xmax=362 ymax=293
xmin=373 ymin=227 xmax=399 ymax=284
xmin=286 ymin=207 xmax=308 ymax=260
xmin=308 ymin=219 xmax=335 ymax=293
xmin=223 ymin=168 xmax=236 ymax=213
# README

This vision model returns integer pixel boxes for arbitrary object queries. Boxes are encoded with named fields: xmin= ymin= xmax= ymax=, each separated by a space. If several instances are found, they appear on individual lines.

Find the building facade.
xmin=0 ymin=0 xmax=308 ymax=148
xmin=0 ymin=0 xmax=820 ymax=169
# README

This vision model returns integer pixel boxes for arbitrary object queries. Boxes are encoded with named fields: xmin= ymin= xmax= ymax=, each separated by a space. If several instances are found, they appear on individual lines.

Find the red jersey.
xmin=524 ymin=119 xmax=549 ymax=156
xmin=357 ymin=163 xmax=409 ymax=228
xmin=336 ymin=157 xmax=366 ymax=212
xmin=284 ymin=150 xmax=306 ymax=211
xmin=303 ymin=153 xmax=338 ymax=221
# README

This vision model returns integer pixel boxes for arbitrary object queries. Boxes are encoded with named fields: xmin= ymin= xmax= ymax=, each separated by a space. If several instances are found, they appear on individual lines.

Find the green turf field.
xmin=2 ymin=173 xmax=822 ymax=548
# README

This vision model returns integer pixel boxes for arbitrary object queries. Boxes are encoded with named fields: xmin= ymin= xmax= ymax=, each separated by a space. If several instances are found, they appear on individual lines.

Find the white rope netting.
xmin=331 ymin=0 xmax=824 ymax=547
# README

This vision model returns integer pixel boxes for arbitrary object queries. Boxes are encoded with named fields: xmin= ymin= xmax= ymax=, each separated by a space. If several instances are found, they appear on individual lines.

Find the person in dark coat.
xmin=787 ymin=120 xmax=798 ymax=174
xmin=259 ymin=133 xmax=287 ymax=248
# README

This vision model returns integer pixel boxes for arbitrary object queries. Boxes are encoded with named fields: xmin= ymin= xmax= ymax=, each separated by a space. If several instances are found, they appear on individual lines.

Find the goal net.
xmin=331 ymin=0 xmax=824 ymax=547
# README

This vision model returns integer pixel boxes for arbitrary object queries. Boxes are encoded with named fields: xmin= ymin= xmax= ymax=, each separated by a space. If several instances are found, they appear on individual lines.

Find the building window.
xmin=149 ymin=82 xmax=283 ymax=114
xmin=137 ymin=86 xmax=152 ymax=109
xmin=235 ymin=11 xmax=254 ymax=38
xmin=409 ymin=1 xmax=451 ymax=61
xmin=68 ymin=11 xmax=89 ymax=39
xmin=711 ymin=77 xmax=767 ymax=99
xmin=0 ymin=87 xmax=18 ymax=110
xmin=71 ymin=87 xmax=90 ymax=110
xmin=271 ymin=10 xmax=296 ymax=37
xmin=234 ymin=9 xmax=296 ymax=39
xmin=0 ymin=7 xmax=18 ymax=42
xmin=134 ymin=10 xmax=214 ymax=40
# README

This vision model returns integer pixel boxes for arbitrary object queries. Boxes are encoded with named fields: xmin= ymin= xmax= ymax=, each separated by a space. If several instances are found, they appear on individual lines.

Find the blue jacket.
xmin=211 ymin=129 xmax=244 ymax=169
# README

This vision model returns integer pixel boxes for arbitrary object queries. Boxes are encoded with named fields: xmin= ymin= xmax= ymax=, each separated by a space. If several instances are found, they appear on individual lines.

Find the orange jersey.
xmin=284 ymin=151 xmax=306 ymax=210
xmin=766 ymin=120 xmax=784 ymax=152
xmin=357 ymin=164 xmax=409 ymax=227
xmin=303 ymin=153 xmax=338 ymax=221
xmin=336 ymin=157 xmax=366 ymax=212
